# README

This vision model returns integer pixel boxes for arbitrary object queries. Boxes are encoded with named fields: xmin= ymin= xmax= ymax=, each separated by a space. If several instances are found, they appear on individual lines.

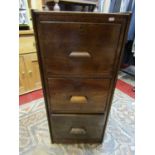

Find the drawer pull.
xmin=70 ymin=96 xmax=88 ymax=104
xmin=70 ymin=128 xmax=86 ymax=135
xmin=69 ymin=51 xmax=91 ymax=58
xmin=28 ymin=70 xmax=32 ymax=75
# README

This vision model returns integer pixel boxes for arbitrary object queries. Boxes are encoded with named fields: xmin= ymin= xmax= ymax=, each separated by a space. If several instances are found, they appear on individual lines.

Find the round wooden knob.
xmin=28 ymin=70 xmax=32 ymax=75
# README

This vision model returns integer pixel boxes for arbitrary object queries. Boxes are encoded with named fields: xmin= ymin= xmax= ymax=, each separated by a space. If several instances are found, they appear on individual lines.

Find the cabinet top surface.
xmin=32 ymin=11 xmax=131 ymax=24
xmin=46 ymin=0 xmax=98 ymax=5
xmin=32 ymin=10 xmax=131 ymax=16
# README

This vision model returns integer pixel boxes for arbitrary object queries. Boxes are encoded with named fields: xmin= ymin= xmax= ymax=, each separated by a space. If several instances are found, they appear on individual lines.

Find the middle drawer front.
xmin=48 ymin=78 xmax=111 ymax=113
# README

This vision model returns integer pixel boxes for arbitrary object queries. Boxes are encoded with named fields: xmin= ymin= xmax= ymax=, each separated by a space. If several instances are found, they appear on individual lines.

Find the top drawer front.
xmin=38 ymin=22 xmax=121 ymax=77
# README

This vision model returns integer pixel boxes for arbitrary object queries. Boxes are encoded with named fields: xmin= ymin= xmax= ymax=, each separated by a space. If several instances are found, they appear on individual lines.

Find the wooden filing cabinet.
xmin=32 ymin=11 xmax=131 ymax=143
xmin=19 ymin=30 xmax=42 ymax=95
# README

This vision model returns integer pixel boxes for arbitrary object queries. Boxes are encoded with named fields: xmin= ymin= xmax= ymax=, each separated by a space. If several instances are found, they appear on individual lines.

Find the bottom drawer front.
xmin=51 ymin=114 xmax=104 ymax=143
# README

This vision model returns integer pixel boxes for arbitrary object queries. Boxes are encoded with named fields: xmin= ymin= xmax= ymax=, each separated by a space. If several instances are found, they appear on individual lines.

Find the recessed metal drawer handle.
xmin=70 ymin=128 xmax=86 ymax=135
xmin=70 ymin=96 xmax=88 ymax=104
xmin=69 ymin=51 xmax=91 ymax=58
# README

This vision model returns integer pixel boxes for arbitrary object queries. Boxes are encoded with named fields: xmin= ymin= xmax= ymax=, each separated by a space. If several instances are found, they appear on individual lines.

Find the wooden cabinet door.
xmin=19 ymin=55 xmax=29 ymax=94
xmin=24 ymin=53 xmax=42 ymax=90
xmin=19 ymin=36 xmax=36 ymax=54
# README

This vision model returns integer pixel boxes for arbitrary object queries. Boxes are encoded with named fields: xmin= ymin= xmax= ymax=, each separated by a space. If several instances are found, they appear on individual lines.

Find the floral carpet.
xmin=19 ymin=72 xmax=135 ymax=155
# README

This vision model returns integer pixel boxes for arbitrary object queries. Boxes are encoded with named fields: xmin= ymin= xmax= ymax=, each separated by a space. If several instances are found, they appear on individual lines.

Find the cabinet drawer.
xmin=39 ymin=22 xmax=121 ymax=77
xmin=48 ymin=78 xmax=110 ymax=113
xmin=51 ymin=114 xmax=104 ymax=143
xmin=19 ymin=36 xmax=36 ymax=54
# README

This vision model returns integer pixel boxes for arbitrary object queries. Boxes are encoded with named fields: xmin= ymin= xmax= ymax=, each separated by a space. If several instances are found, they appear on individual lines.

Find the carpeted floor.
xmin=19 ymin=72 xmax=135 ymax=155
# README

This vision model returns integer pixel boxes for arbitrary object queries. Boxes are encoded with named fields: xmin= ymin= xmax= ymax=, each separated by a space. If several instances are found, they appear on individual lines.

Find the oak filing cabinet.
xmin=32 ymin=10 xmax=131 ymax=143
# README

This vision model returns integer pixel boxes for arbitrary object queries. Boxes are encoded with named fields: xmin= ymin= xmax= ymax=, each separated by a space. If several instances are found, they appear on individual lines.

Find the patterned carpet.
xmin=19 ymin=72 xmax=135 ymax=155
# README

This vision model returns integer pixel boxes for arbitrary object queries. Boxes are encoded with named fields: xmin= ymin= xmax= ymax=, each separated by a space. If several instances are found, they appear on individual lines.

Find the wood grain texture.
xmin=31 ymin=11 xmax=131 ymax=143
xmin=48 ymin=78 xmax=110 ymax=113
xmin=38 ymin=21 xmax=121 ymax=77
xmin=19 ymin=35 xmax=36 ymax=54
xmin=51 ymin=114 xmax=104 ymax=143
xmin=19 ymin=55 xmax=29 ymax=94
xmin=19 ymin=30 xmax=34 ymax=35
xmin=24 ymin=53 xmax=42 ymax=90
xmin=19 ymin=53 xmax=42 ymax=95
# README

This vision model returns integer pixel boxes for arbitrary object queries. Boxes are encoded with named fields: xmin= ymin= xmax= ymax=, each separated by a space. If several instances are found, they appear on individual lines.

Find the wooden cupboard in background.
xmin=19 ymin=30 xmax=42 ymax=95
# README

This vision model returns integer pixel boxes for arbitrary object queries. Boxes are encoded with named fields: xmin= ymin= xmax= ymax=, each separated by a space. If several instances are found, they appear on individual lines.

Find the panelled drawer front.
xmin=38 ymin=22 xmax=121 ymax=77
xmin=51 ymin=114 xmax=104 ymax=143
xmin=19 ymin=36 xmax=36 ymax=54
xmin=48 ymin=78 xmax=110 ymax=113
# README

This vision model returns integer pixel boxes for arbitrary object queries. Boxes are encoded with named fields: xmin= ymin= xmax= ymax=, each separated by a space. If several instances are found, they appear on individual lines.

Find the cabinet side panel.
xmin=101 ymin=15 xmax=131 ymax=142
xmin=31 ymin=10 xmax=53 ymax=143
